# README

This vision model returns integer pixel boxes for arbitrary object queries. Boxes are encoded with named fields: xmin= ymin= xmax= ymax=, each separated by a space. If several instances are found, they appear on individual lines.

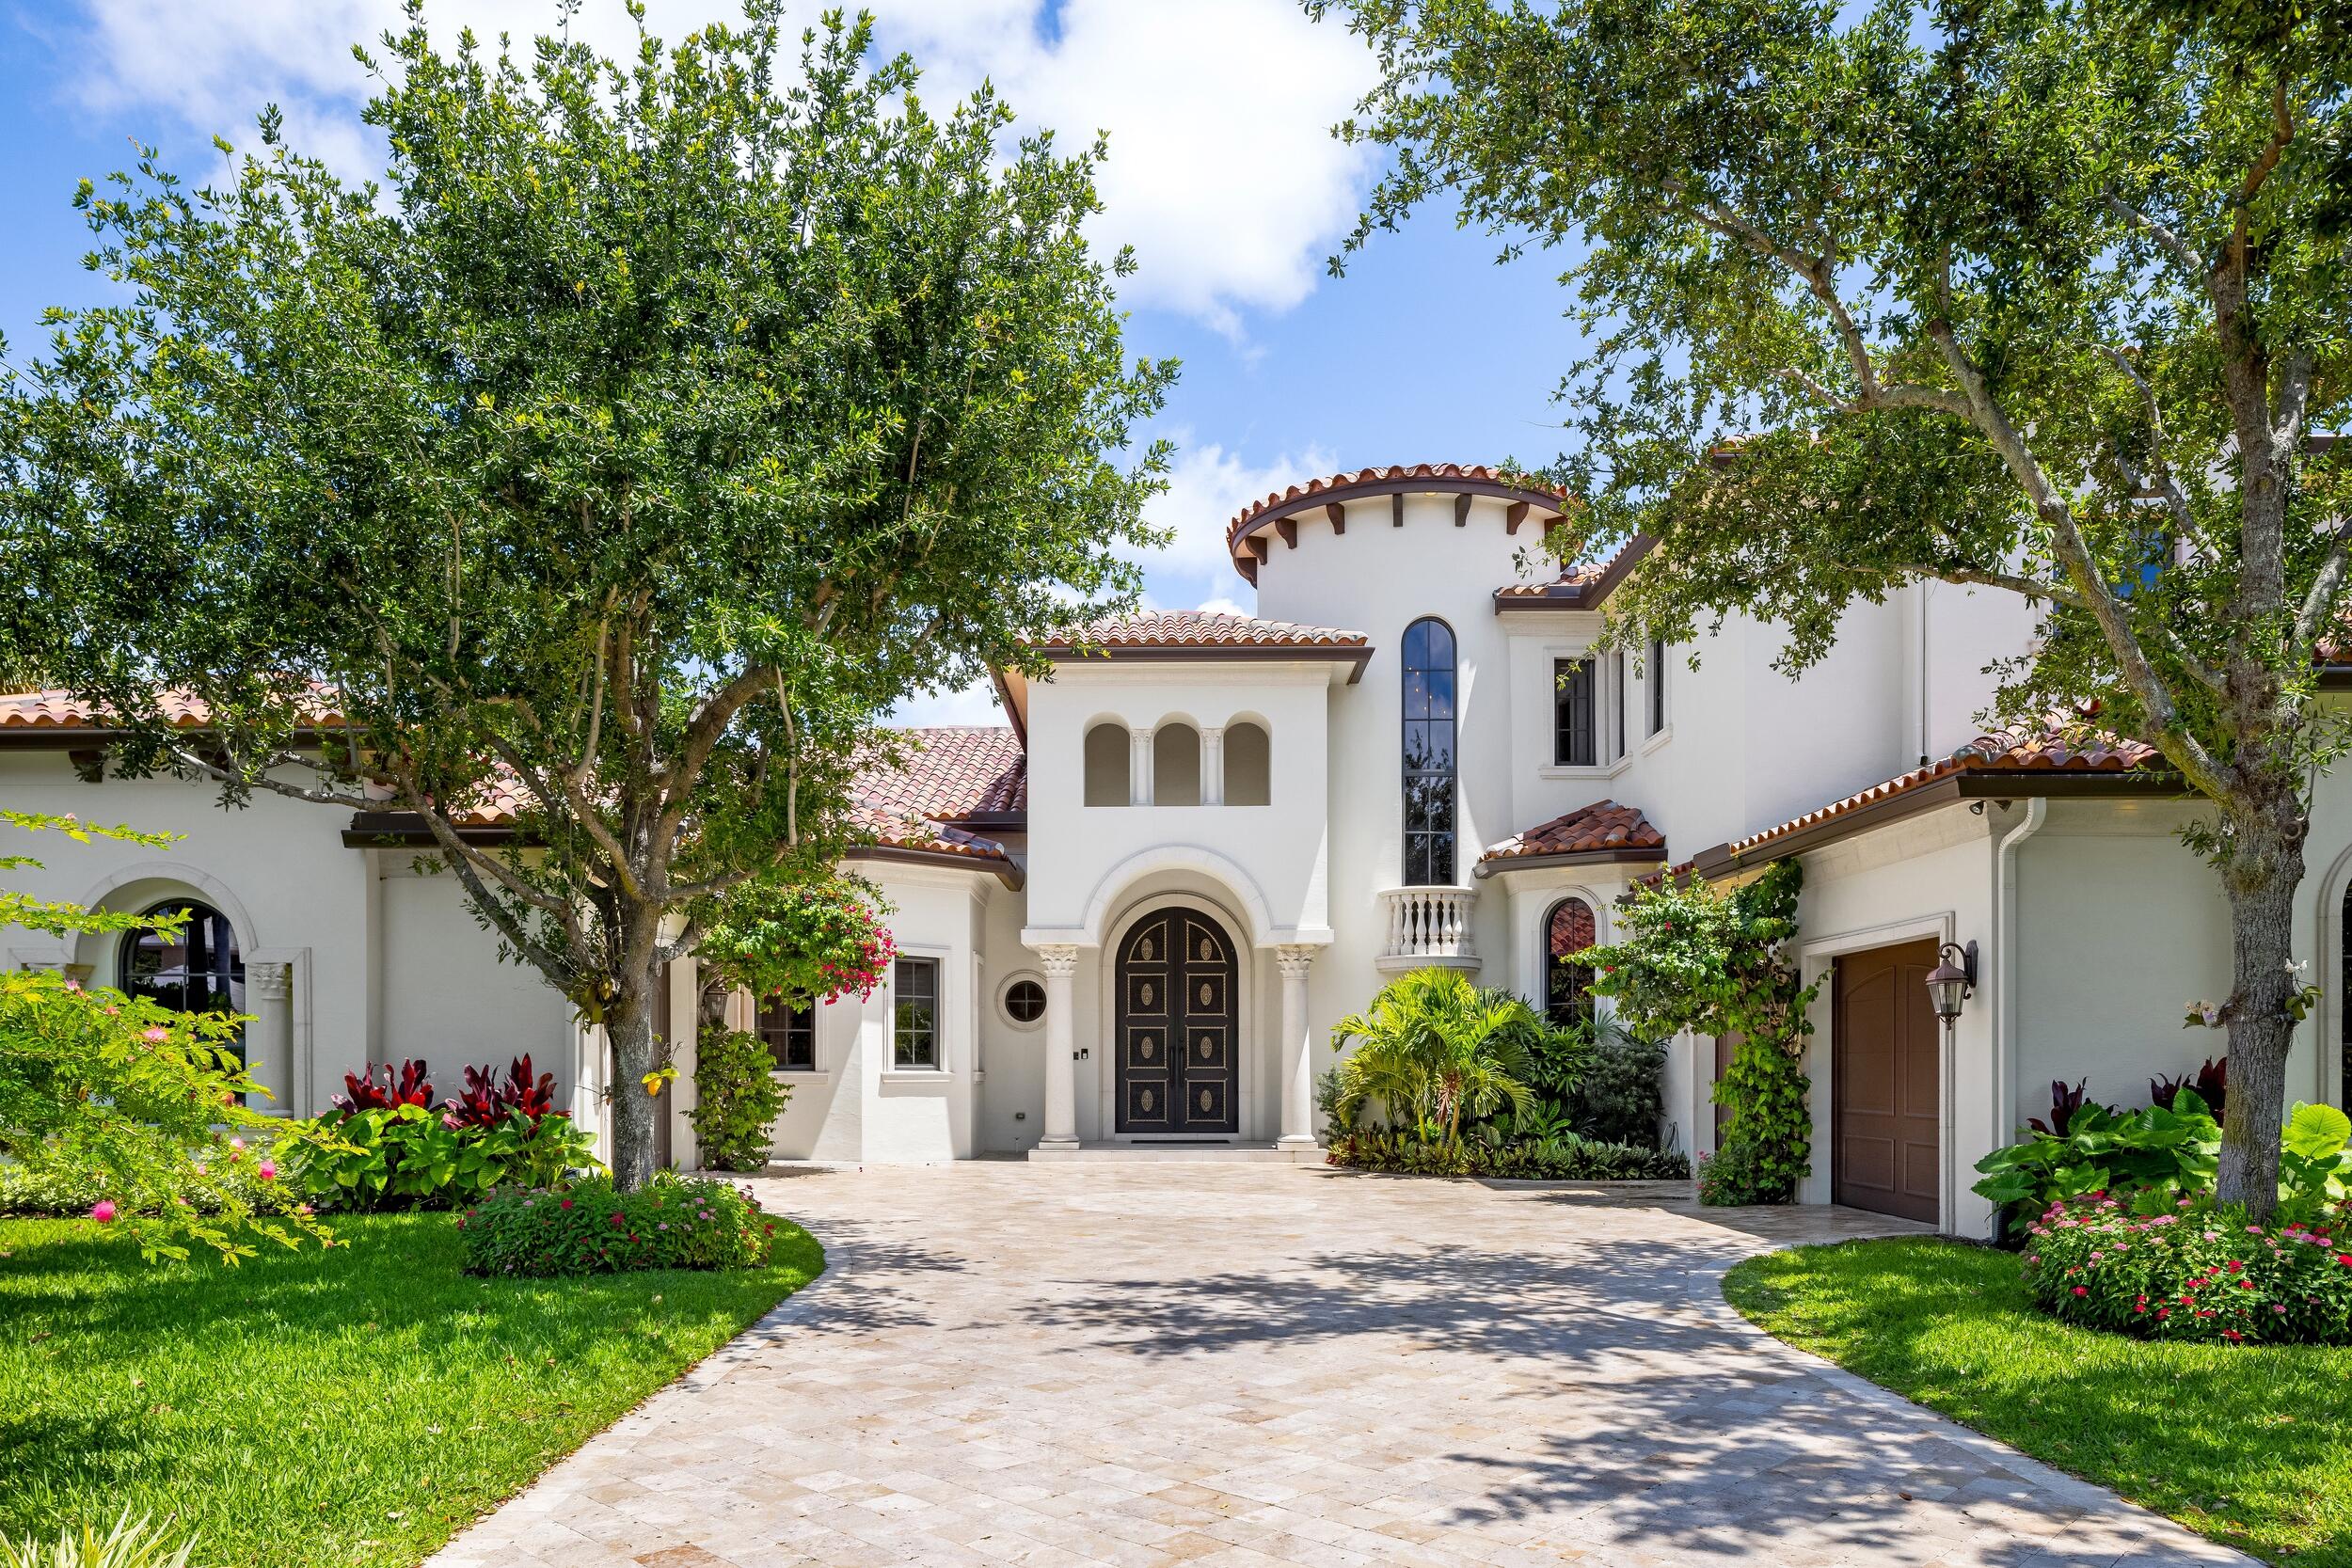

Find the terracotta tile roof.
xmin=0 ymin=688 xmax=348 ymax=730
xmin=1494 ymin=536 xmax=1655 ymax=610
xmin=1226 ymin=464 xmax=1568 ymax=545
xmin=1478 ymin=800 xmax=1666 ymax=869
xmin=1710 ymin=716 xmax=2168 ymax=863
xmin=1035 ymin=610 xmax=1368 ymax=650
xmin=850 ymin=726 xmax=1026 ymax=870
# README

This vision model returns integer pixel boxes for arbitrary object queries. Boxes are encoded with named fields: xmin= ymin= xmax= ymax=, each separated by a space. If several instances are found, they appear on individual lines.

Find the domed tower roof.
xmin=1224 ymin=463 xmax=1571 ymax=586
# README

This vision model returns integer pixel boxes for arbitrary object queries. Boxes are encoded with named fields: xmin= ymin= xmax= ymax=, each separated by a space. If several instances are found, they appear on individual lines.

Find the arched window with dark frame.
xmin=120 ymin=900 xmax=246 ymax=1060
xmin=1402 ymin=617 xmax=1457 ymax=885
xmin=1544 ymin=896 xmax=1597 ymax=1026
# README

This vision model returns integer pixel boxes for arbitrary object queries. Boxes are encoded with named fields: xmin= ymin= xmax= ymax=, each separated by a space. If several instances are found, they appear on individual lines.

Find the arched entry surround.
xmin=57 ymin=860 xmax=315 ymax=1114
xmin=2313 ymin=836 xmax=2352 ymax=1111
xmin=1096 ymin=891 xmax=1260 ymax=1141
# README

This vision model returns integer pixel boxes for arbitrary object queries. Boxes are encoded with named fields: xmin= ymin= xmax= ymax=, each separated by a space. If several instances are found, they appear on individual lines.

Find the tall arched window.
xmin=1084 ymin=721 xmax=1131 ymax=806
xmin=1223 ymin=721 xmax=1271 ymax=806
xmin=1402 ymin=617 xmax=1457 ymax=884
xmin=1153 ymin=721 xmax=1201 ymax=805
xmin=2342 ymin=882 xmax=2352 ymax=1107
xmin=1545 ymin=897 xmax=1597 ymax=1026
xmin=121 ymin=900 xmax=246 ymax=1057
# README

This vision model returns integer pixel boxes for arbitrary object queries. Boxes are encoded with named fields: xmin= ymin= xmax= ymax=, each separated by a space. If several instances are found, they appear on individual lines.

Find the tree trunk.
xmin=2214 ymin=789 xmax=2309 ymax=1223
xmin=604 ymin=932 xmax=669 ymax=1194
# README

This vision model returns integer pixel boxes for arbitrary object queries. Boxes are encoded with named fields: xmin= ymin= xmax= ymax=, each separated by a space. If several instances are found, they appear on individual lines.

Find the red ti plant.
xmin=330 ymin=1059 xmax=435 ymax=1117
xmin=439 ymin=1054 xmax=563 ymax=1129
xmin=2028 ymin=1079 xmax=2107 ymax=1136
xmin=2151 ymin=1056 xmax=2229 ymax=1120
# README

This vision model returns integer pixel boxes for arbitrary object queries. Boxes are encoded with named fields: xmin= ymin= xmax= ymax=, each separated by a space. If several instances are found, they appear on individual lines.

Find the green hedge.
xmin=458 ymin=1173 xmax=784 ymax=1276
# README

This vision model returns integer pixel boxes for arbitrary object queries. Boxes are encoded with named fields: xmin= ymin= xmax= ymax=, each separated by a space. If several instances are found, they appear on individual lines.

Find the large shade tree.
xmin=0 ymin=2 xmax=1171 ymax=1188
xmin=1312 ymin=0 xmax=2349 ymax=1216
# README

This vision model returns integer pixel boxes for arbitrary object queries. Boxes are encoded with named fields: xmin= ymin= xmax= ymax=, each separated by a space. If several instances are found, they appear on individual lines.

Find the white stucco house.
xmin=7 ymin=462 xmax=2351 ymax=1235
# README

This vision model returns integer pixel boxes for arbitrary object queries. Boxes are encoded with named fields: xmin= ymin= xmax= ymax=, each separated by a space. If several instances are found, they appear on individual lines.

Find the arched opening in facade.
xmin=1543 ymin=895 xmax=1597 ymax=1027
xmin=1084 ymin=721 xmax=1131 ymax=806
xmin=120 ymin=898 xmax=246 ymax=1059
xmin=1152 ymin=721 xmax=1201 ymax=806
xmin=1223 ymin=721 xmax=1271 ymax=805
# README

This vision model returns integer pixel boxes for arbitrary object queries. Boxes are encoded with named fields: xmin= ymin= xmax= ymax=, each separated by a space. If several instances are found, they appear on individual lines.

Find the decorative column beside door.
xmin=1276 ymin=944 xmax=1318 ymax=1148
xmin=247 ymin=961 xmax=295 ymax=1115
xmin=1036 ymin=944 xmax=1081 ymax=1150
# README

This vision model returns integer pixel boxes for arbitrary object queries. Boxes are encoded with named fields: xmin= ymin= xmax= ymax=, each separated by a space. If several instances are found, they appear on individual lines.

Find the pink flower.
xmin=230 ymin=1137 xmax=246 ymax=1151
xmin=257 ymin=1160 xmax=277 ymax=1180
xmin=90 ymin=1199 xmax=116 ymax=1224
xmin=140 ymin=1026 xmax=168 ymax=1044
xmin=2071 ymin=1285 xmax=2088 ymax=1297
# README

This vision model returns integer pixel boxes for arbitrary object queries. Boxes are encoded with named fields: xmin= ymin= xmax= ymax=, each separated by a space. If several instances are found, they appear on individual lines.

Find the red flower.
xmin=2071 ymin=1285 xmax=2088 ymax=1297
xmin=561 ymin=1198 xmax=574 ymax=1210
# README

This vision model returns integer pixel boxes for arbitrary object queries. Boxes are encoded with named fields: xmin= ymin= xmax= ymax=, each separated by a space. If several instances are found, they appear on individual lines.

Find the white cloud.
xmin=62 ymin=0 xmax=1379 ymax=333
xmin=1130 ymin=434 xmax=1337 ymax=600
xmin=891 ymin=675 xmax=1005 ymax=728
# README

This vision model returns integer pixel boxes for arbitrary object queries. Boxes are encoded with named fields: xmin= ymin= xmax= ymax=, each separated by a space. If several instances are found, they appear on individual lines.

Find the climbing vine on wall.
xmin=1584 ymin=859 xmax=1815 ymax=1204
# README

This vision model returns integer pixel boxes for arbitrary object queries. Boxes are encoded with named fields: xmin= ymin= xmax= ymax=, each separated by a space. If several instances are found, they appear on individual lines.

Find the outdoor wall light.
xmin=1926 ymin=941 xmax=1978 ymax=1022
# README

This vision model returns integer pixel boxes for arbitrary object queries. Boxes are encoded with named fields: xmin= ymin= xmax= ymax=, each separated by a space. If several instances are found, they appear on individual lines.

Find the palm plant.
xmin=1328 ymin=969 xmax=1537 ymax=1147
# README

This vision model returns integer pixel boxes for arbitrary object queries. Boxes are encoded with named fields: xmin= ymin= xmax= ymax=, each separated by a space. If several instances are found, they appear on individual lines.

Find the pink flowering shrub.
xmin=457 ymin=1172 xmax=779 ymax=1276
xmin=692 ymin=876 xmax=895 ymax=1010
xmin=2023 ymin=1193 xmax=2352 ymax=1344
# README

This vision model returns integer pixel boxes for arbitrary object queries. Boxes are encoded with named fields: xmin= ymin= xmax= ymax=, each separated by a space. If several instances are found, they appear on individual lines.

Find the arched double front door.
xmin=1116 ymin=907 xmax=1238 ymax=1134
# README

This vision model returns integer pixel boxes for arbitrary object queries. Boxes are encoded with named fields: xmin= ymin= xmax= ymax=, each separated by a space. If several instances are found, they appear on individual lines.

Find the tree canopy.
xmin=0 ymin=1 xmax=1172 ymax=1186
xmin=1316 ymin=0 xmax=2347 ymax=1215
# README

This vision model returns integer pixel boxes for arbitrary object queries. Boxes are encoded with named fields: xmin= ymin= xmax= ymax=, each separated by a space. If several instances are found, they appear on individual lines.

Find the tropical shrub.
xmin=1695 ymin=1138 xmax=1783 ymax=1206
xmin=0 ymin=1512 xmax=196 ymax=1568
xmin=1328 ymin=970 xmax=1535 ymax=1145
xmin=438 ymin=1055 xmax=560 ymax=1127
xmin=458 ymin=1173 xmax=781 ymax=1276
xmin=1585 ymin=858 xmax=1814 ymax=1203
xmin=2028 ymin=1078 xmax=2109 ymax=1135
xmin=1328 ymin=1127 xmax=1689 ymax=1181
xmin=2023 ymin=1192 xmax=2352 ymax=1344
xmin=687 ymin=1026 xmax=788 ymax=1172
xmin=1977 ymin=1096 xmax=2351 ymax=1240
xmin=693 ymin=877 xmax=895 ymax=1012
xmin=1560 ymin=1020 xmax=1666 ymax=1148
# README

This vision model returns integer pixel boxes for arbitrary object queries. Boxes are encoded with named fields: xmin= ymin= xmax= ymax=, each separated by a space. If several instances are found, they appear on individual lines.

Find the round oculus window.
xmin=1002 ymin=977 xmax=1046 ymax=1024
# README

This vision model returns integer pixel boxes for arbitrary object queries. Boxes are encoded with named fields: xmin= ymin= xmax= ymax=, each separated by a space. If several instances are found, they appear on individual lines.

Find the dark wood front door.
xmin=1833 ymin=940 xmax=1941 ymax=1223
xmin=1117 ymin=908 xmax=1238 ymax=1134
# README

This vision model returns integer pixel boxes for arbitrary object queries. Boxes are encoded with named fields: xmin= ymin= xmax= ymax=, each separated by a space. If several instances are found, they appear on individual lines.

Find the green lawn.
xmin=1724 ymin=1238 xmax=2351 ymax=1567
xmin=0 ymin=1212 xmax=823 ymax=1568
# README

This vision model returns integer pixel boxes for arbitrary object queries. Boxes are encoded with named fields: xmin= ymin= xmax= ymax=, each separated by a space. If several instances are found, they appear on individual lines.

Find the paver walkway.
xmin=427 ymin=1164 xmax=2251 ymax=1568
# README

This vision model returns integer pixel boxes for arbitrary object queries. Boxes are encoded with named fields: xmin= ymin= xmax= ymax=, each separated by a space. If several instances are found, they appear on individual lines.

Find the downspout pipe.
xmin=1990 ymin=797 xmax=2048 ymax=1237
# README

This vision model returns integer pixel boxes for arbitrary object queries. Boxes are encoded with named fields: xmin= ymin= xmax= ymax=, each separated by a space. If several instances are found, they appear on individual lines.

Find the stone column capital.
xmin=249 ymin=960 xmax=293 ymax=1002
xmin=1275 ymin=943 xmax=1319 ymax=978
xmin=1032 ymin=943 xmax=1081 ymax=977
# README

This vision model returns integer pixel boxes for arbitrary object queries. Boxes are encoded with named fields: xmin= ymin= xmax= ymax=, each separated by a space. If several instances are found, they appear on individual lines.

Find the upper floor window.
xmin=1647 ymin=637 xmax=1668 ymax=735
xmin=1614 ymin=648 xmax=1628 ymax=758
xmin=1223 ymin=721 xmax=1271 ymax=805
xmin=1153 ymin=720 xmax=1201 ymax=805
xmin=1083 ymin=721 xmax=1130 ymax=806
xmin=892 ymin=957 xmax=939 ymax=1069
xmin=1545 ymin=897 xmax=1597 ymax=1026
xmin=1402 ymin=617 xmax=1457 ymax=885
xmin=756 ymin=997 xmax=816 ymax=1072
xmin=1553 ymin=657 xmax=1597 ymax=767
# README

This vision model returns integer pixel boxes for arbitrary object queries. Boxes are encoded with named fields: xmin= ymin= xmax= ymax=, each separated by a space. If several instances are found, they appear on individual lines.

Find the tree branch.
xmin=2104 ymin=193 xmax=2201 ymax=277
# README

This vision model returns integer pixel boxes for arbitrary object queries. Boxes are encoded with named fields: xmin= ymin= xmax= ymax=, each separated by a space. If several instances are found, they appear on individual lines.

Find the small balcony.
xmin=1375 ymin=885 xmax=1480 ymax=973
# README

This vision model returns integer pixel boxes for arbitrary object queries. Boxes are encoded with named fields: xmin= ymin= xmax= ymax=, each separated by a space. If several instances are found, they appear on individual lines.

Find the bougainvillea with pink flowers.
xmin=2024 ymin=1192 xmax=2352 ymax=1344
xmin=692 ymin=876 xmax=895 ymax=1009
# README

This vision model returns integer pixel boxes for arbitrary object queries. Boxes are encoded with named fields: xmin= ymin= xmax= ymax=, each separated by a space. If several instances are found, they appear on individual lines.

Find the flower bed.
xmin=458 ymin=1173 xmax=783 ymax=1276
xmin=2023 ymin=1193 xmax=2352 ymax=1344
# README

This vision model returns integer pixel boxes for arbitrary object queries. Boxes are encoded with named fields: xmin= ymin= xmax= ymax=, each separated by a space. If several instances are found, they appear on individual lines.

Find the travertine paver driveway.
xmin=428 ymin=1164 xmax=2251 ymax=1568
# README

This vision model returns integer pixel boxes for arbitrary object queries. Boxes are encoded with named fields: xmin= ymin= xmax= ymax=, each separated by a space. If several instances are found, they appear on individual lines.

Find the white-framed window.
xmin=892 ymin=956 xmax=941 ymax=1069
xmin=1647 ymin=636 xmax=1668 ymax=735
xmin=755 ymin=997 xmax=817 ymax=1072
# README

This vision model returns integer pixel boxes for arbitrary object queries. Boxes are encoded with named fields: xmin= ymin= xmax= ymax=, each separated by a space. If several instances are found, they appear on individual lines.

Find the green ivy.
xmin=1585 ymin=859 xmax=1816 ymax=1204
xmin=687 ymin=1026 xmax=789 ymax=1173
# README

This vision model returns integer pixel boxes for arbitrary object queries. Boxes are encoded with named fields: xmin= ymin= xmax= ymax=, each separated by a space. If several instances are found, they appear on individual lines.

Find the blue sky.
xmin=0 ymin=0 xmax=1595 ymax=722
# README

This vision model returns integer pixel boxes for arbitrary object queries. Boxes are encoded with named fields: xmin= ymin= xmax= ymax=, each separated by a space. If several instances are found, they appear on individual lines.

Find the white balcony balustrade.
xmin=1375 ymin=885 xmax=1479 ymax=972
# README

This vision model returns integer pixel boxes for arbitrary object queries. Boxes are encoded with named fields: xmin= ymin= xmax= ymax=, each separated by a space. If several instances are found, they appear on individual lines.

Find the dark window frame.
xmin=1401 ymin=616 xmax=1458 ymax=886
xmin=1002 ymin=976 xmax=1046 ymax=1026
xmin=1553 ymin=657 xmax=1597 ymax=767
xmin=1647 ymin=637 xmax=1668 ymax=735
xmin=120 ymin=900 xmax=246 ymax=1063
xmin=892 ymin=956 xmax=941 ymax=1070
xmin=1544 ymin=896 xmax=1598 ymax=1027
xmin=755 ymin=998 xmax=818 ymax=1072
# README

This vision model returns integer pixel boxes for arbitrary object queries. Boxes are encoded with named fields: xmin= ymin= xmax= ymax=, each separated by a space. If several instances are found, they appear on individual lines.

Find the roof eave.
xmin=1492 ymin=535 xmax=1656 ymax=616
xmin=1472 ymin=846 xmax=1670 ymax=879
xmin=1037 ymin=643 xmax=1375 ymax=685
xmin=1687 ymin=768 xmax=2188 ymax=878
xmin=844 ymin=842 xmax=1024 ymax=890
xmin=1227 ymin=475 xmax=1570 ymax=582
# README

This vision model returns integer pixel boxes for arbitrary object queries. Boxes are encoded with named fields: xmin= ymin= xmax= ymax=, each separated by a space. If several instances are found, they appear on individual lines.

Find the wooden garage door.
xmin=1833 ymin=941 xmax=1940 ymax=1223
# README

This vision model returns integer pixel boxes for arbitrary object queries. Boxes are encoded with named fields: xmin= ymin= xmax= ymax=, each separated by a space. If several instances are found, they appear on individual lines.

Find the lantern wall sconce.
xmin=1926 ymin=941 xmax=1978 ymax=1023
